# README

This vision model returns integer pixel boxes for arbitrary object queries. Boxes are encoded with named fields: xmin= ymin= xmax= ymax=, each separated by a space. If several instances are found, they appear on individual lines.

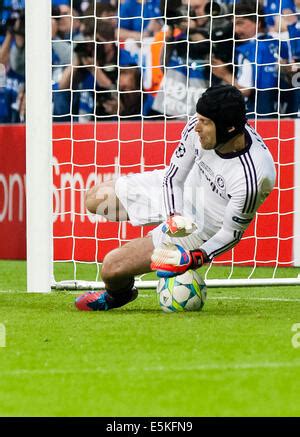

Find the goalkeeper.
xmin=75 ymin=85 xmax=276 ymax=311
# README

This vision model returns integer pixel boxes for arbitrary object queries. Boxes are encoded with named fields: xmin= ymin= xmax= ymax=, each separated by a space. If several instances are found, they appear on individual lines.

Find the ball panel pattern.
xmin=157 ymin=270 xmax=207 ymax=312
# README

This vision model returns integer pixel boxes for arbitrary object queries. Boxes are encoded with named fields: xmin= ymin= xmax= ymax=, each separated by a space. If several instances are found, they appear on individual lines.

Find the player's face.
xmin=195 ymin=114 xmax=217 ymax=149
xmin=235 ymin=17 xmax=256 ymax=40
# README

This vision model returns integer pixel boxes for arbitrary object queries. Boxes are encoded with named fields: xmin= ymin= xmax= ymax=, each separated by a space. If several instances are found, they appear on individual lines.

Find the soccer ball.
xmin=157 ymin=270 xmax=207 ymax=313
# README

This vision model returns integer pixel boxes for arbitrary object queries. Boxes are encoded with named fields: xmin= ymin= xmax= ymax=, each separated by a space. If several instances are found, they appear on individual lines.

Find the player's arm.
xmin=162 ymin=116 xmax=198 ymax=237
xmin=150 ymin=194 xmax=248 ymax=278
xmin=152 ymin=176 xmax=275 ymax=277
xmin=200 ymin=174 xmax=275 ymax=261
xmin=199 ymin=195 xmax=254 ymax=262
xmin=151 ymin=197 xmax=256 ymax=277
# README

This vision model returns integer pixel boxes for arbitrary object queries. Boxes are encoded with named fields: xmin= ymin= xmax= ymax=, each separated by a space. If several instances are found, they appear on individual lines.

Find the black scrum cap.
xmin=196 ymin=85 xmax=247 ymax=145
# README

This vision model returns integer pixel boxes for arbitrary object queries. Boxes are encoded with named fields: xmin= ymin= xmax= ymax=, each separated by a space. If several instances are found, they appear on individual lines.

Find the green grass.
xmin=0 ymin=261 xmax=300 ymax=416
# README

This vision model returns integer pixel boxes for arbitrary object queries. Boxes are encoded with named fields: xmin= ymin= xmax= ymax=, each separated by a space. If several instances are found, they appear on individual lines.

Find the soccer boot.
xmin=75 ymin=287 xmax=138 ymax=311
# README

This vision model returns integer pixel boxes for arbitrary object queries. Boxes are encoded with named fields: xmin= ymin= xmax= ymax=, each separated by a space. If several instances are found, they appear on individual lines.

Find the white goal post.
xmin=25 ymin=0 xmax=300 ymax=292
xmin=26 ymin=0 xmax=53 ymax=292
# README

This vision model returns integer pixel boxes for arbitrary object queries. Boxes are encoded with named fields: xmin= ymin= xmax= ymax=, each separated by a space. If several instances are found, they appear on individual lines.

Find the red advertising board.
xmin=0 ymin=125 xmax=26 ymax=259
xmin=0 ymin=120 xmax=295 ymax=265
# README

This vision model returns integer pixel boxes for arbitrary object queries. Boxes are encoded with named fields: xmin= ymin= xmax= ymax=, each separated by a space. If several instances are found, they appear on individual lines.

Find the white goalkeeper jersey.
xmin=163 ymin=115 xmax=276 ymax=260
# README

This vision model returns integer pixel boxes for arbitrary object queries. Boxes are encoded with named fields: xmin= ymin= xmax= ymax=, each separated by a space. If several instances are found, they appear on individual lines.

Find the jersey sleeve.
xmin=162 ymin=115 xmax=198 ymax=217
xmin=200 ymin=170 xmax=275 ymax=260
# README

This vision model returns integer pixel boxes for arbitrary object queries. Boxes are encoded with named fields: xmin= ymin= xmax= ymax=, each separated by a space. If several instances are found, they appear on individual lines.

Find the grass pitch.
xmin=0 ymin=260 xmax=300 ymax=417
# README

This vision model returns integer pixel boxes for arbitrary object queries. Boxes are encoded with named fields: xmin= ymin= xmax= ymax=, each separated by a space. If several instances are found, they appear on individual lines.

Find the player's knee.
xmin=101 ymin=250 xmax=125 ymax=283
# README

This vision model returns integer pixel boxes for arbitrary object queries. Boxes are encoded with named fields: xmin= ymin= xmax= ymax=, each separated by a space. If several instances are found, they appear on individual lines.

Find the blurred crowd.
xmin=1 ymin=0 xmax=300 ymax=123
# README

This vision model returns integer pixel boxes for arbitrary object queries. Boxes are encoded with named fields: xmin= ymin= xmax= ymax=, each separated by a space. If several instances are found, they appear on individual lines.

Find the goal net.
xmin=26 ymin=0 xmax=300 ymax=292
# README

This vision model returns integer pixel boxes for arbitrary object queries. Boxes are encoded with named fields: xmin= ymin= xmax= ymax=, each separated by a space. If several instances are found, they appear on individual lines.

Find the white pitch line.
xmin=207 ymin=296 xmax=300 ymax=303
xmin=1 ymin=291 xmax=300 ymax=302
xmin=139 ymin=294 xmax=300 ymax=302
xmin=138 ymin=294 xmax=300 ymax=302
xmin=143 ymin=295 xmax=300 ymax=302
xmin=0 ymin=361 xmax=300 ymax=377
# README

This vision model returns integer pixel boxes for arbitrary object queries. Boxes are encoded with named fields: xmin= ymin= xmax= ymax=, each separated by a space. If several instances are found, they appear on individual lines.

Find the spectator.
xmin=212 ymin=1 xmax=291 ymax=117
xmin=0 ymin=0 xmax=25 ymax=44
xmin=259 ymin=0 xmax=300 ymax=115
xmin=51 ymin=2 xmax=92 ymax=120
xmin=77 ymin=0 xmax=117 ymax=14
xmin=52 ymin=7 xmax=72 ymax=67
xmin=79 ymin=1 xmax=117 ymax=41
xmin=56 ymin=18 xmax=140 ymax=121
xmin=0 ymin=10 xmax=25 ymax=122
xmin=263 ymin=0 xmax=296 ymax=33
xmin=55 ymin=41 xmax=99 ymax=122
xmin=119 ymin=0 xmax=163 ymax=41
xmin=101 ymin=67 xmax=142 ymax=117
xmin=281 ymin=0 xmax=300 ymax=62
xmin=52 ymin=2 xmax=81 ymax=40
xmin=189 ymin=0 xmax=210 ymax=30
xmin=190 ymin=0 xmax=234 ymax=67
xmin=280 ymin=1 xmax=300 ymax=115
xmin=52 ymin=9 xmax=72 ymax=121
xmin=151 ymin=0 xmax=216 ymax=116
xmin=52 ymin=0 xmax=70 ymax=5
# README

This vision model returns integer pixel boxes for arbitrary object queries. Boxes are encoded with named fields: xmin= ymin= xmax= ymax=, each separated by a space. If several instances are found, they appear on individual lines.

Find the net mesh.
xmin=51 ymin=0 xmax=300 ymax=284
